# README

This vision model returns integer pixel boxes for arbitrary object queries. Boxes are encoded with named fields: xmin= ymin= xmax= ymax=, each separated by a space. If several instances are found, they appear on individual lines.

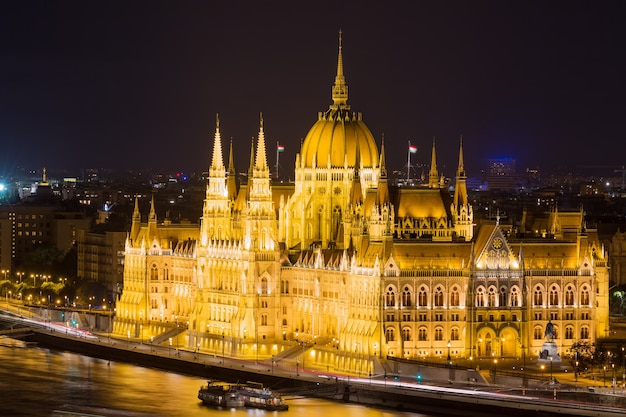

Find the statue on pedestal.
xmin=539 ymin=321 xmax=561 ymax=362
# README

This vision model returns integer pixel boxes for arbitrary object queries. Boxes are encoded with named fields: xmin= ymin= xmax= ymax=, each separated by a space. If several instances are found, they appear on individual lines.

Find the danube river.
xmin=0 ymin=341 xmax=428 ymax=417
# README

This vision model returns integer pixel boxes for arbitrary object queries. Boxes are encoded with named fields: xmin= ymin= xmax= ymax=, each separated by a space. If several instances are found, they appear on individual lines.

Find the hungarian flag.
xmin=277 ymin=143 xmax=285 ymax=153
xmin=408 ymin=144 xmax=417 ymax=154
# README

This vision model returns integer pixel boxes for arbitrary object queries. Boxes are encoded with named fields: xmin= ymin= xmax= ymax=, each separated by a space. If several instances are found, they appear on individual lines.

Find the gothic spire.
xmin=454 ymin=135 xmax=468 ymax=207
xmin=255 ymin=112 xmax=268 ymax=171
xmin=331 ymin=29 xmax=349 ymax=109
xmin=227 ymin=138 xmax=238 ymax=200
xmin=428 ymin=137 xmax=439 ymax=188
xmin=210 ymin=114 xmax=224 ymax=171
xmin=379 ymin=133 xmax=387 ymax=178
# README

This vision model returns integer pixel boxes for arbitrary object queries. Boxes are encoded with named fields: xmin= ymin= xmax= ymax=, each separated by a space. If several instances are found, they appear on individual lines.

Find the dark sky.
xmin=1 ymin=1 xmax=625 ymax=180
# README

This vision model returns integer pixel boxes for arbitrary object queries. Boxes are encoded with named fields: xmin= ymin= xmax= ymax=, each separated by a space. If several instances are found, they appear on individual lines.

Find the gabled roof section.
xmin=384 ymin=254 xmax=400 ymax=277
xmin=474 ymin=223 xmax=520 ymax=270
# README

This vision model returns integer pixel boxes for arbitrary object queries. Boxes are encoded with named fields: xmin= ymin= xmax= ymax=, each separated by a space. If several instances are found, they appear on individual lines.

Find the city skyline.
xmin=1 ymin=1 xmax=625 ymax=179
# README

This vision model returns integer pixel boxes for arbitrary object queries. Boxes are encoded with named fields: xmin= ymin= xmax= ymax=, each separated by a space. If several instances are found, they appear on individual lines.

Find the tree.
xmin=610 ymin=286 xmax=626 ymax=316
xmin=22 ymin=243 xmax=62 ymax=273
xmin=569 ymin=340 xmax=598 ymax=372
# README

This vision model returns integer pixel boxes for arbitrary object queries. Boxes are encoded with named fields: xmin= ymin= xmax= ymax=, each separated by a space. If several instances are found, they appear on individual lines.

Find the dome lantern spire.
xmin=331 ymin=29 xmax=349 ymax=109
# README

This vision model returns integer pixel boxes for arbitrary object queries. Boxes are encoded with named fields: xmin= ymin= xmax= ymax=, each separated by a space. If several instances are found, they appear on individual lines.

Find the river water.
xmin=0 ymin=341 xmax=428 ymax=417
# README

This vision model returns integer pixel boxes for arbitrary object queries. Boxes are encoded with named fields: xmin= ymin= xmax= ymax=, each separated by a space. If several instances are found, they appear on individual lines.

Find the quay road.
xmin=1 ymin=307 xmax=625 ymax=417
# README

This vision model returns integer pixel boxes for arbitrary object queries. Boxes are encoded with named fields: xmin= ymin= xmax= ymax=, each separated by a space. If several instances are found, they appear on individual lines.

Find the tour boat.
xmin=198 ymin=381 xmax=288 ymax=411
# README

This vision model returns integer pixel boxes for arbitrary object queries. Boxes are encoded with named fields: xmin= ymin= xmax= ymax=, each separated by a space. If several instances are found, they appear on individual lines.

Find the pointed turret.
xmin=244 ymin=115 xmax=275 ymax=251
xmin=350 ymin=142 xmax=362 ymax=206
xmin=201 ymin=115 xmax=233 ymax=243
xmin=428 ymin=137 xmax=439 ymax=188
xmin=227 ymin=138 xmax=238 ymax=201
xmin=207 ymin=114 xmax=227 ymax=199
xmin=147 ymin=194 xmax=157 ymax=240
xmin=453 ymin=135 xmax=468 ymax=207
xmin=451 ymin=135 xmax=473 ymax=241
xmin=210 ymin=114 xmax=224 ymax=171
xmin=331 ymin=29 xmax=349 ymax=110
xmin=377 ymin=135 xmax=389 ymax=205
xmin=255 ymin=113 xmax=269 ymax=171
xmin=130 ymin=195 xmax=141 ymax=242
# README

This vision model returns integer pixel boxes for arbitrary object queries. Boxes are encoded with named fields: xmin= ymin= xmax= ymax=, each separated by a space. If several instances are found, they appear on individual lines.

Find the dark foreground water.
xmin=0 ymin=340 xmax=428 ymax=417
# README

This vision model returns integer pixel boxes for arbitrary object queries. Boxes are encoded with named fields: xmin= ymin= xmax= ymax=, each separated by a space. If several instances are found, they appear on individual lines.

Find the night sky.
xmin=1 ymin=1 xmax=625 ymax=180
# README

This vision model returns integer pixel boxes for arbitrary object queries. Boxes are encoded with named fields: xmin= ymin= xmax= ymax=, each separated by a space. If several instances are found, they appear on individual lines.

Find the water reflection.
xmin=0 ymin=344 xmax=426 ymax=417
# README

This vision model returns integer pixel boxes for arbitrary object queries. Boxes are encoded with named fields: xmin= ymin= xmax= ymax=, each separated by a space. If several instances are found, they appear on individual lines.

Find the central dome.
xmin=299 ymin=31 xmax=379 ymax=169
xmin=301 ymin=109 xmax=378 ymax=168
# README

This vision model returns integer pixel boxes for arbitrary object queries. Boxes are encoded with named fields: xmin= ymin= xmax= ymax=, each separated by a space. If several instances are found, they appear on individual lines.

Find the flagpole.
xmin=276 ymin=141 xmax=279 ymax=179
xmin=407 ymin=141 xmax=411 ymax=182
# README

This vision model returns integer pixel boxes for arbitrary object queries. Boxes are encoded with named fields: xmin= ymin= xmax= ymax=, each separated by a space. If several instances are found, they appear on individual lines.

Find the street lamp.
xmin=447 ymin=340 xmax=451 ymax=362
xmin=622 ymin=346 xmax=626 ymax=388
xmin=612 ymin=363 xmax=616 ymax=394
xmin=549 ymin=356 xmax=553 ymax=381
xmin=493 ymin=359 xmax=498 ymax=385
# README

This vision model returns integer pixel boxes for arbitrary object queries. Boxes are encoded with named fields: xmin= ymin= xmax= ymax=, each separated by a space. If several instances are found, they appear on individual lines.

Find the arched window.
xmin=580 ymin=326 xmax=589 ymax=339
xmin=450 ymin=287 xmax=460 ymax=307
xmin=549 ymin=285 xmax=559 ymax=306
xmin=402 ymin=328 xmax=411 ymax=341
xmin=282 ymin=319 xmax=287 ymax=326
xmin=261 ymin=314 xmax=268 ymax=326
xmin=434 ymin=286 xmax=444 ymax=307
xmin=402 ymin=286 xmax=412 ymax=307
xmin=450 ymin=328 xmax=459 ymax=341
xmin=418 ymin=287 xmax=428 ymax=307
xmin=385 ymin=328 xmax=395 ymax=342
xmin=565 ymin=326 xmax=574 ymax=339
xmin=580 ymin=287 xmax=590 ymax=306
xmin=476 ymin=288 xmax=484 ymax=307
xmin=150 ymin=264 xmax=158 ymax=281
xmin=488 ymin=288 xmax=496 ymax=307
xmin=261 ymin=277 xmax=268 ymax=294
xmin=418 ymin=327 xmax=428 ymax=341
xmin=499 ymin=287 xmax=507 ymax=307
xmin=565 ymin=286 xmax=574 ymax=306
xmin=534 ymin=287 xmax=543 ymax=306
xmin=434 ymin=327 xmax=443 ymax=341
xmin=385 ymin=287 xmax=395 ymax=307
xmin=534 ymin=327 xmax=543 ymax=340
xmin=511 ymin=288 xmax=519 ymax=307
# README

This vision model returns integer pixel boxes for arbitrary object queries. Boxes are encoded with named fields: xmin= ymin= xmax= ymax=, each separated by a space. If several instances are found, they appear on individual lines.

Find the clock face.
xmin=492 ymin=238 xmax=503 ymax=249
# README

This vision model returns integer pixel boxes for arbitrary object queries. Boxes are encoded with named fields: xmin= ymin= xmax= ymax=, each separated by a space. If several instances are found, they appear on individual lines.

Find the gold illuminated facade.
xmin=114 ymin=34 xmax=609 ymax=372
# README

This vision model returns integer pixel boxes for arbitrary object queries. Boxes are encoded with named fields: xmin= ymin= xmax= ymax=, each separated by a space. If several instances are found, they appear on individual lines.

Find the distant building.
xmin=0 ymin=169 xmax=92 ymax=272
xmin=486 ymin=158 xmax=518 ymax=190
xmin=76 ymin=229 xmax=127 ymax=299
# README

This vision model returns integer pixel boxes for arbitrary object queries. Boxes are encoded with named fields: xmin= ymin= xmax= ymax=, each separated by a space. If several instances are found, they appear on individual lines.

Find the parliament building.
xmin=114 ymin=35 xmax=609 ymax=374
